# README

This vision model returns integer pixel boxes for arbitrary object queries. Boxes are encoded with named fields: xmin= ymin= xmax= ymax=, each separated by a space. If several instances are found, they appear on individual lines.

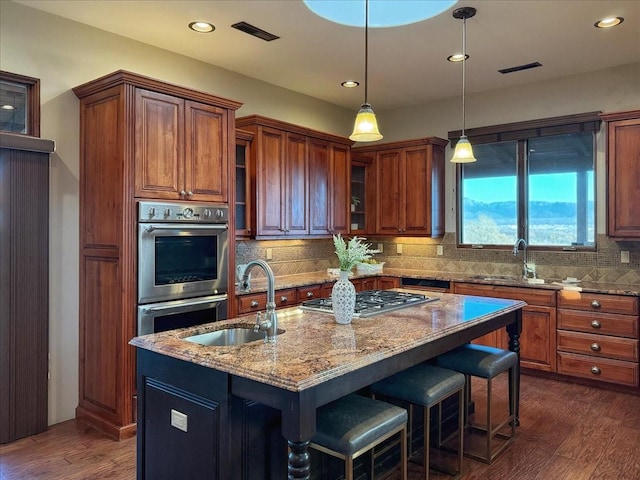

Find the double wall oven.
xmin=137 ymin=201 xmax=229 ymax=335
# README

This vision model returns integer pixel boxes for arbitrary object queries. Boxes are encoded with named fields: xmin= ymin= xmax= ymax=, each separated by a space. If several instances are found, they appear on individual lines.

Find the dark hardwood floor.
xmin=1 ymin=375 xmax=639 ymax=480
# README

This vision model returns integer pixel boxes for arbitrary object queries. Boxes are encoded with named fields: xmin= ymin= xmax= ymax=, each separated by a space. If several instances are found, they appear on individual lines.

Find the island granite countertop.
xmin=130 ymin=292 xmax=525 ymax=392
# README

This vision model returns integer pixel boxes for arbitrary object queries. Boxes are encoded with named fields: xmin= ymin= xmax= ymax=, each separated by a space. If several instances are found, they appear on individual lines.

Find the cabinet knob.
xmin=250 ymin=300 xmax=259 ymax=308
xmin=591 ymin=320 xmax=601 ymax=329
xmin=306 ymin=291 xmax=314 ymax=298
xmin=280 ymin=295 xmax=288 ymax=303
xmin=179 ymin=190 xmax=186 ymax=197
xmin=187 ymin=191 xmax=193 ymax=197
xmin=590 ymin=343 xmax=601 ymax=352
xmin=590 ymin=300 xmax=601 ymax=309
xmin=590 ymin=366 xmax=601 ymax=375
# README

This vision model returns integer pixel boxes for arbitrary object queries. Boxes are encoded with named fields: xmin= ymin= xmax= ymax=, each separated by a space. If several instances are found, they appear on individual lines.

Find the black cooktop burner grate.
xmin=300 ymin=290 xmax=438 ymax=318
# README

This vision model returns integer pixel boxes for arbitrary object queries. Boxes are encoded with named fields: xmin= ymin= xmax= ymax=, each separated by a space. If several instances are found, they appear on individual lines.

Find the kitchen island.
xmin=130 ymin=291 xmax=525 ymax=479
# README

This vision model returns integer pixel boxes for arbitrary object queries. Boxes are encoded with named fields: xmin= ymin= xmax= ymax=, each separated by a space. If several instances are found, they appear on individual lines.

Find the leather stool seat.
xmin=437 ymin=344 xmax=517 ymax=464
xmin=371 ymin=364 xmax=465 ymax=480
xmin=311 ymin=393 xmax=407 ymax=480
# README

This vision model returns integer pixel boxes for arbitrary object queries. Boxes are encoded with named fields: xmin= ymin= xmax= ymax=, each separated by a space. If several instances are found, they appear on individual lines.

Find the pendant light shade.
xmin=350 ymin=103 xmax=382 ymax=142
xmin=451 ymin=135 xmax=476 ymax=163
xmin=451 ymin=7 xmax=476 ymax=163
xmin=349 ymin=0 xmax=382 ymax=142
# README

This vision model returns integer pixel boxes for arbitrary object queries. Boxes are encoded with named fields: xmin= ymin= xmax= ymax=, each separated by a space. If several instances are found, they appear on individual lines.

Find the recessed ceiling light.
xmin=189 ymin=21 xmax=215 ymax=33
xmin=447 ymin=53 xmax=468 ymax=62
xmin=341 ymin=80 xmax=360 ymax=88
xmin=594 ymin=16 xmax=624 ymax=28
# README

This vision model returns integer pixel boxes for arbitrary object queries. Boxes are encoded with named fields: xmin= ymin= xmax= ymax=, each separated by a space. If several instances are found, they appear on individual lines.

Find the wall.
xmin=1 ymin=0 xmax=638 ymax=427
xmin=0 ymin=1 xmax=352 ymax=426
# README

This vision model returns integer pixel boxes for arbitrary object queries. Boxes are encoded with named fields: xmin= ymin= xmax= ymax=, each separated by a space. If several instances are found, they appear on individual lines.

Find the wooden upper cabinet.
xmin=309 ymin=139 xmax=350 ymax=235
xmin=601 ymin=110 xmax=640 ymax=238
xmin=236 ymin=115 xmax=352 ymax=238
xmin=355 ymin=137 xmax=447 ymax=237
xmin=134 ymin=89 xmax=229 ymax=202
xmin=285 ymin=132 xmax=309 ymax=235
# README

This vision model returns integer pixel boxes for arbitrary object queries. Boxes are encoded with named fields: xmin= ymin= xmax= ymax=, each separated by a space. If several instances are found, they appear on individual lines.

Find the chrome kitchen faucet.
xmin=513 ymin=238 xmax=536 ymax=279
xmin=241 ymin=259 xmax=278 ymax=342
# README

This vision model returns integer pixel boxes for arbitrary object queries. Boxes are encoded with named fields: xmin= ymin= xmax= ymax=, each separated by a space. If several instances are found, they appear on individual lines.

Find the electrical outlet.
xmin=377 ymin=243 xmax=384 ymax=253
xmin=266 ymin=248 xmax=273 ymax=260
xmin=171 ymin=409 xmax=188 ymax=432
xmin=436 ymin=245 xmax=443 ymax=256
xmin=621 ymin=251 xmax=630 ymax=264
xmin=396 ymin=243 xmax=403 ymax=254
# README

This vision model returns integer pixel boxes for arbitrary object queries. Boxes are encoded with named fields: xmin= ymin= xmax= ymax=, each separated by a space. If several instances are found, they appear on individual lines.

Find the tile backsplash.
xmin=236 ymin=234 xmax=640 ymax=285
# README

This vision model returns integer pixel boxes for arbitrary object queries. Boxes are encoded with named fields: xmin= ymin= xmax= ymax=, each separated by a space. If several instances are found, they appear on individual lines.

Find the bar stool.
xmin=310 ymin=393 xmax=408 ymax=480
xmin=371 ymin=364 xmax=465 ymax=480
xmin=437 ymin=344 xmax=517 ymax=464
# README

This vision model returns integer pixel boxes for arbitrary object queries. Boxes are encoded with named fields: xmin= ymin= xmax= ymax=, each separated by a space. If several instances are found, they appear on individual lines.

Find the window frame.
xmin=0 ymin=70 xmax=41 ymax=137
xmin=449 ymin=112 xmax=601 ymax=251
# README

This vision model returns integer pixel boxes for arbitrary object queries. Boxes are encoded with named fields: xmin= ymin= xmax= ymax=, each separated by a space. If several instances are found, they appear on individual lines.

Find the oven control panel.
xmin=138 ymin=201 xmax=228 ymax=223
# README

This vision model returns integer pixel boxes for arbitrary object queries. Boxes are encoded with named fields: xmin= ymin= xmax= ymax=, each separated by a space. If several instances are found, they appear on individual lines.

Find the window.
xmin=0 ymin=71 xmax=40 ymax=137
xmin=451 ymin=112 xmax=600 ymax=249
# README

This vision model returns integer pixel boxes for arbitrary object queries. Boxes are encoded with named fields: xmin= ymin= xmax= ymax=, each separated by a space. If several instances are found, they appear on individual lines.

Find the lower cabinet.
xmin=557 ymin=291 xmax=639 ymax=387
xmin=452 ymin=283 xmax=557 ymax=372
xmin=137 ymin=349 xmax=286 ymax=480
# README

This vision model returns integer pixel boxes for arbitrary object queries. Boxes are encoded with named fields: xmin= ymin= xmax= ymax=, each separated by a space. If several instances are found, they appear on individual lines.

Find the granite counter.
xmin=131 ymin=292 xmax=525 ymax=479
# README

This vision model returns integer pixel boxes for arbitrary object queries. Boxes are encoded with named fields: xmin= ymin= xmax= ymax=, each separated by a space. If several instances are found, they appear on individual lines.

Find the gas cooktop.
xmin=300 ymin=290 xmax=439 ymax=318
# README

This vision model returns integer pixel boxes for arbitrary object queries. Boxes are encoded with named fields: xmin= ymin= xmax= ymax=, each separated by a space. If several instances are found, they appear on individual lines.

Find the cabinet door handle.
xmin=591 ymin=320 xmax=601 ymax=329
xmin=250 ymin=300 xmax=259 ymax=308
xmin=590 ymin=300 xmax=601 ymax=309
xmin=179 ymin=190 xmax=186 ymax=197
xmin=306 ymin=291 xmax=314 ymax=298
xmin=280 ymin=295 xmax=288 ymax=302
xmin=590 ymin=343 xmax=601 ymax=352
xmin=590 ymin=366 xmax=601 ymax=375
xmin=187 ymin=191 xmax=193 ymax=197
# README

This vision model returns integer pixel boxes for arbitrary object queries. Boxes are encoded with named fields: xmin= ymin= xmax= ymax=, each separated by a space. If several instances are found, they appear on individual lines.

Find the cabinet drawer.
xmin=557 ymin=352 xmax=639 ymax=387
xmin=557 ymin=309 xmax=639 ymax=338
xmin=557 ymin=331 xmax=638 ymax=362
xmin=237 ymin=288 xmax=297 ymax=314
xmin=238 ymin=292 xmax=267 ymax=314
xmin=557 ymin=291 xmax=638 ymax=315
xmin=296 ymin=284 xmax=324 ymax=302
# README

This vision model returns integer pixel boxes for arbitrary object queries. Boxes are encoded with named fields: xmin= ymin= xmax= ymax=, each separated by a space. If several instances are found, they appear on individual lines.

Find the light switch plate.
xmin=396 ymin=243 xmax=403 ymax=254
xmin=621 ymin=251 xmax=630 ymax=263
xmin=436 ymin=245 xmax=443 ymax=256
xmin=171 ymin=409 xmax=188 ymax=432
xmin=266 ymin=248 xmax=273 ymax=260
xmin=377 ymin=243 xmax=384 ymax=253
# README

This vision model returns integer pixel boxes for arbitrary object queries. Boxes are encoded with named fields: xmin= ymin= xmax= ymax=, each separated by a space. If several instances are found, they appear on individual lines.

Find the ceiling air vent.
xmin=231 ymin=22 xmax=280 ymax=41
xmin=498 ymin=62 xmax=542 ymax=74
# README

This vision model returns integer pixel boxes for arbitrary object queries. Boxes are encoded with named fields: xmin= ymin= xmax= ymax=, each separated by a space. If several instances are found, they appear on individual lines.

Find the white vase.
xmin=331 ymin=270 xmax=356 ymax=324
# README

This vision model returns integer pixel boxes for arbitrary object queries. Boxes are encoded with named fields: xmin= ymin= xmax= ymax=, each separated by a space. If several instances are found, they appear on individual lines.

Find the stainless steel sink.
xmin=471 ymin=275 xmax=519 ymax=282
xmin=184 ymin=327 xmax=284 ymax=346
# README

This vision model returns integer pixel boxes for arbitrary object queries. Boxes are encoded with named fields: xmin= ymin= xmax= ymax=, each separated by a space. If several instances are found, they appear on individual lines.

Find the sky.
xmin=464 ymin=172 xmax=595 ymax=203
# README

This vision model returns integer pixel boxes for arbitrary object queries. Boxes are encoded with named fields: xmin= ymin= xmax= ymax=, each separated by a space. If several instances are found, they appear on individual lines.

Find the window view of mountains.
xmin=462 ymin=198 xmax=595 ymax=245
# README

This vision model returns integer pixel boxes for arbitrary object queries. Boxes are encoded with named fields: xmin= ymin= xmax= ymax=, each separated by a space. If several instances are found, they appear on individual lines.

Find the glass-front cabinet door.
xmin=350 ymin=154 xmax=372 ymax=234
xmin=235 ymin=129 xmax=254 ymax=238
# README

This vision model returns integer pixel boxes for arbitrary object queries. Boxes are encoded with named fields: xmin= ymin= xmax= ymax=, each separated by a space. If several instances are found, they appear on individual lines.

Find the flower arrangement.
xmin=333 ymin=234 xmax=378 ymax=272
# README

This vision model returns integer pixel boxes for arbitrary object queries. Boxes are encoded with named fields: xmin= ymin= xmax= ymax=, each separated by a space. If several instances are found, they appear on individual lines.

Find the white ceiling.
xmin=15 ymin=0 xmax=640 ymax=111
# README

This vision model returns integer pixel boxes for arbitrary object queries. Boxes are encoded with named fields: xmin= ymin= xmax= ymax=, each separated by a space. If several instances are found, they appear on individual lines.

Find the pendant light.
xmin=349 ymin=0 xmax=383 ymax=142
xmin=451 ymin=7 xmax=476 ymax=163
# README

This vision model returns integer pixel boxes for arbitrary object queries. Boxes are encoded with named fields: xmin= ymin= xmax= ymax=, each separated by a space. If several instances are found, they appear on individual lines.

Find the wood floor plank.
xmin=1 ymin=375 xmax=639 ymax=480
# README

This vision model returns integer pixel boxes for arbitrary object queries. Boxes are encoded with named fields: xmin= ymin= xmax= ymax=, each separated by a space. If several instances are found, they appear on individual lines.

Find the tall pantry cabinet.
xmin=73 ymin=71 xmax=241 ymax=439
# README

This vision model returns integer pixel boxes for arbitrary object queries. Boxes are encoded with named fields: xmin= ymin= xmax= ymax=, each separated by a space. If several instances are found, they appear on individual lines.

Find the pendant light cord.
xmin=461 ymin=16 xmax=467 ymax=137
xmin=364 ymin=0 xmax=369 ymax=104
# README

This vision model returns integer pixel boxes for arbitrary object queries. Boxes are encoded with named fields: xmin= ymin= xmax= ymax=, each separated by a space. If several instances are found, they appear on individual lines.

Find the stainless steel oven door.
xmin=137 ymin=294 xmax=228 ymax=336
xmin=138 ymin=223 xmax=228 ymax=304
